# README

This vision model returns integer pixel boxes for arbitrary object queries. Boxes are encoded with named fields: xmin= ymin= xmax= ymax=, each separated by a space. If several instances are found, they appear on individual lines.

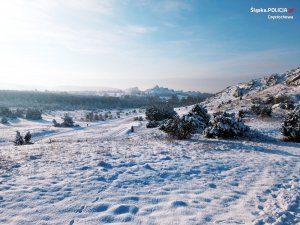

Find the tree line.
xmin=0 ymin=90 xmax=211 ymax=110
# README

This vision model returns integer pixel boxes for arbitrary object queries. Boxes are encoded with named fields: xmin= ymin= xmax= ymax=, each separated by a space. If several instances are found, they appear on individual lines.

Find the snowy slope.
xmin=0 ymin=110 xmax=299 ymax=225
xmin=204 ymin=67 xmax=300 ymax=113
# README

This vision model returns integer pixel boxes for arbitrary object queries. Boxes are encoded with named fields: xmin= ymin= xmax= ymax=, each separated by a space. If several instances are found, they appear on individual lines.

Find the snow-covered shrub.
xmin=264 ymin=74 xmax=279 ymax=86
xmin=24 ymin=131 xmax=32 ymax=144
xmin=52 ymin=115 xmax=75 ymax=127
xmin=273 ymin=95 xmax=291 ymax=104
xmin=85 ymin=112 xmax=101 ymax=122
xmin=13 ymin=131 xmax=33 ymax=145
xmin=94 ymin=114 xmax=99 ymax=121
xmin=160 ymin=115 xmax=196 ymax=139
xmin=14 ymin=108 xmax=25 ymax=118
xmin=0 ymin=107 xmax=12 ymax=117
xmin=146 ymin=105 xmax=176 ymax=122
xmin=146 ymin=105 xmax=176 ymax=128
xmin=1 ymin=117 xmax=8 ymax=124
xmin=62 ymin=114 xmax=74 ymax=127
xmin=14 ymin=131 xmax=24 ymax=145
xmin=252 ymin=96 xmax=273 ymax=105
xmin=279 ymin=102 xmax=295 ymax=110
xmin=237 ymin=109 xmax=246 ymax=121
xmin=272 ymin=95 xmax=294 ymax=110
xmin=133 ymin=116 xmax=143 ymax=121
xmin=85 ymin=112 xmax=93 ymax=122
xmin=282 ymin=108 xmax=300 ymax=142
xmin=251 ymin=104 xmax=272 ymax=117
xmin=52 ymin=119 xmax=60 ymax=127
xmin=25 ymin=108 xmax=42 ymax=120
xmin=159 ymin=104 xmax=210 ymax=139
xmin=204 ymin=112 xmax=249 ymax=139
xmin=187 ymin=104 xmax=210 ymax=133
xmin=98 ymin=114 xmax=105 ymax=121
xmin=146 ymin=120 xmax=161 ymax=128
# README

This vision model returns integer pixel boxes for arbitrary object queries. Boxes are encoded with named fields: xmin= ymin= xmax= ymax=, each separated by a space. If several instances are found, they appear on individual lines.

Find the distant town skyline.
xmin=0 ymin=0 xmax=299 ymax=92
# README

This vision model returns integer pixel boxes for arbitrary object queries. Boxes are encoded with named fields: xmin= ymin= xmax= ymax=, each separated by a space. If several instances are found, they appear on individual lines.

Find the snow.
xmin=203 ymin=68 xmax=300 ymax=115
xmin=0 ymin=110 xmax=300 ymax=225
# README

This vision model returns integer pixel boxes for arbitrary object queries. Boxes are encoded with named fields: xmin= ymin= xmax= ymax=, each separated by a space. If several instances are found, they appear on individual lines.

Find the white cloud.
xmin=126 ymin=25 xmax=157 ymax=35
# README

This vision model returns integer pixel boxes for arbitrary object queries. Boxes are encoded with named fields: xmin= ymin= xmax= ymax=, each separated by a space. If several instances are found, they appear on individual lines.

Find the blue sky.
xmin=0 ymin=0 xmax=299 ymax=92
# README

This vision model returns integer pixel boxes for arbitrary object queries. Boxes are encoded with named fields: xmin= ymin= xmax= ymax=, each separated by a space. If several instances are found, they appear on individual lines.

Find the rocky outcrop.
xmin=286 ymin=68 xmax=300 ymax=86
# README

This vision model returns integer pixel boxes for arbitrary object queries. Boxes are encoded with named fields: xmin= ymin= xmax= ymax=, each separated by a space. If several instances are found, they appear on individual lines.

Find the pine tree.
xmin=251 ymin=104 xmax=272 ymax=117
xmin=52 ymin=119 xmax=60 ymax=127
xmin=282 ymin=108 xmax=300 ymax=142
xmin=145 ymin=105 xmax=176 ymax=122
xmin=14 ymin=131 xmax=24 ymax=145
xmin=1 ymin=117 xmax=8 ymax=124
xmin=187 ymin=104 xmax=210 ymax=133
xmin=99 ymin=114 xmax=104 ymax=121
xmin=160 ymin=115 xmax=196 ymax=139
xmin=62 ymin=114 xmax=74 ymax=127
xmin=204 ymin=112 xmax=249 ymax=139
xmin=24 ymin=131 xmax=32 ymax=144
xmin=94 ymin=114 xmax=99 ymax=121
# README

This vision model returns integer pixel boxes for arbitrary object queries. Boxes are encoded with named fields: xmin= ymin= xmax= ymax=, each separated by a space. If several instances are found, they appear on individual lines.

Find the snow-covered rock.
xmin=286 ymin=67 xmax=300 ymax=86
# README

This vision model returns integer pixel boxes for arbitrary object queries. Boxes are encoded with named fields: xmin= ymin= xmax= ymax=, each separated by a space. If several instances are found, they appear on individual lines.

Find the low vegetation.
xmin=160 ymin=115 xmax=197 ymax=139
xmin=1 ymin=117 xmax=8 ymax=124
xmin=25 ymin=108 xmax=42 ymax=120
xmin=204 ymin=112 xmax=249 ymax=139
xmin=159 ymin=104 xmax=210 ymax=139
xmin=53 ymin=114 xmax=75 ymax=127
xmin=14 ymin=131 xmax=33 ymax=145
xmin=251 ymin=104 xmax=272 ymax=117
xmin=282 ymin=107 xmax=300 ymax=142
xmin=145 ymin=105 xmax=176 ymax=128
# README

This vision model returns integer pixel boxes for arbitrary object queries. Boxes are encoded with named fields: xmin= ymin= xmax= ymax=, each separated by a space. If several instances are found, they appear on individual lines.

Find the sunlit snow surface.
xmin=0 ymin=111 xmax=299 ymax=225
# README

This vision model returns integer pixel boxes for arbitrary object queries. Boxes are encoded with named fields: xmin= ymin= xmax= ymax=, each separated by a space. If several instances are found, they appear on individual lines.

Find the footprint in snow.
xmin=257 ymin=205 xmax=264 ymax=210
xmin=29 ymin=155 xmax=42 ymax=160
xmin=208 ymin=183 xmax=217 ymax=188
xmin=143 ymin=164 xmax=155 ymax=171
xmin=98 ymin=161 xmax=113 ymax=169
xmin=90 ymin=204 xmax=109 ymax=212
xmin=257 ymin=196 xmax=267 ymax=203
xmin=161 ymin=156 xmax=172 ymax=161
xmin=263 ymin=189 xmax=271 ymax=194
xmin=78 ymin=165 xmax=92 ymax=170
xmin=113 ymin=205 xmax=139 ymax=215
xmin=120 ymin=216 xmax=133 ymax=222
xmin=100 ymin=215 xmax=115 ymax=223
xmin=203 ymin=198 xmax=211 ymax=203
xmin=76 ymin=205 xmax=85 ymax=213
xmin=171 ymin=201 xmax=188 ymax=208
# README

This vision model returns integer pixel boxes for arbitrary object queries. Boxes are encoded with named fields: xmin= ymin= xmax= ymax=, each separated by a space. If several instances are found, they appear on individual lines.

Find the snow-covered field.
xmin=0 ymin=112 xmax=299 ymax=225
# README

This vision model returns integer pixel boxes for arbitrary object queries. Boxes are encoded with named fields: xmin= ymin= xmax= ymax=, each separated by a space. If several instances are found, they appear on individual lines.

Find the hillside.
xmin=205 ymin=67 xmax=300 ymax=113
